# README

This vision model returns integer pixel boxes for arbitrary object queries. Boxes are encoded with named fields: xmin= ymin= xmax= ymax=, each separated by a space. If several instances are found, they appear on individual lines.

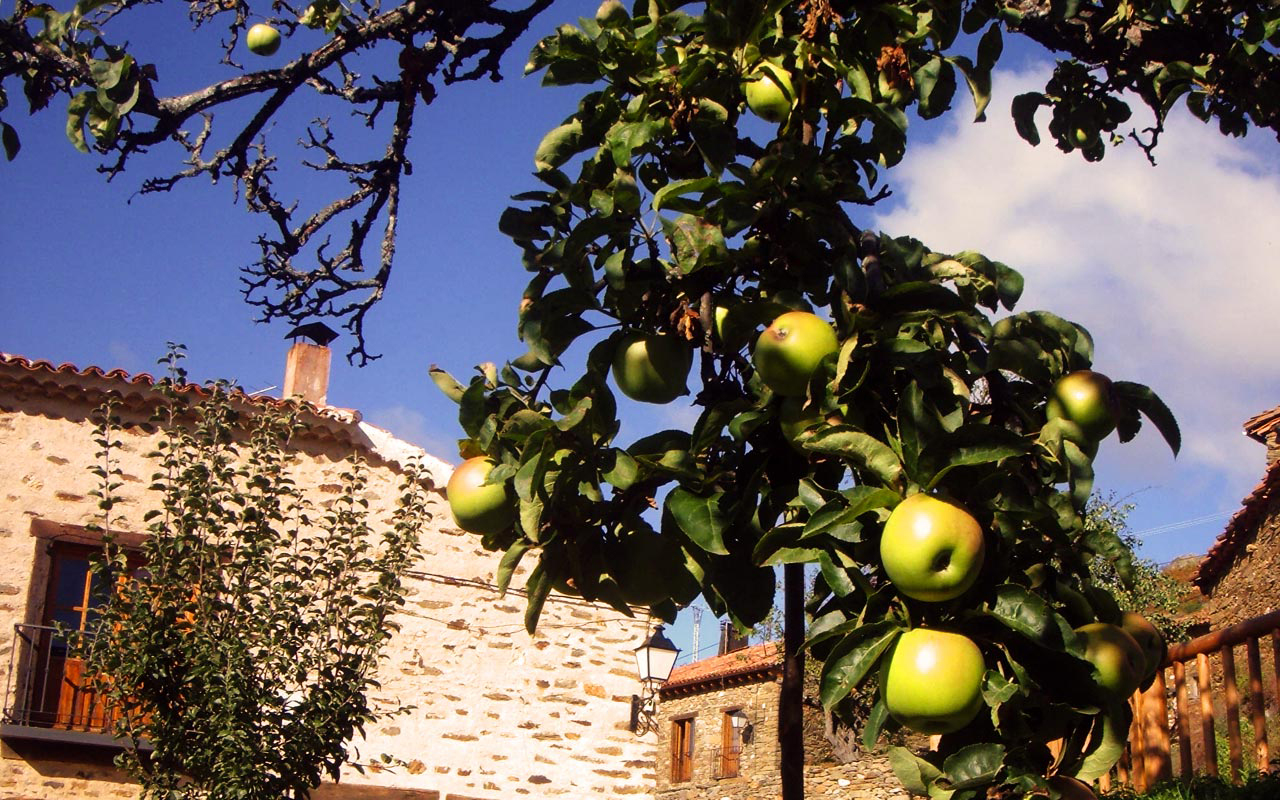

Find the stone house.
xmin=0 ymin=346 xmax=657 ymax=800
xmin=1193 ymin=404 xmax=1280 ymax=627
xmin=654 ymin=639 xmax=901 ymax=800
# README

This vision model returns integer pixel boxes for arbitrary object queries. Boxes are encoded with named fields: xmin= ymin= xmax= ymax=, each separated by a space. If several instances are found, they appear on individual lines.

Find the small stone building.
xmin=654 ymin=640 xmax=902 ymax=800
xmin=1193 ymin=404 xmax=1280 ymax=626
xmin=0 ymin=347 xmax=657 ymax=800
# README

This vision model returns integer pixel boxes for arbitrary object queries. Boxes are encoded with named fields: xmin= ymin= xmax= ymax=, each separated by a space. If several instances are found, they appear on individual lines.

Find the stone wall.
xmin=0 ymin=371 xmax=657 ymax=799
xmin=653 ymin=676 xmax=901 ymax=800
xmin=1203 ymin=495 xmax=1280 ymax=628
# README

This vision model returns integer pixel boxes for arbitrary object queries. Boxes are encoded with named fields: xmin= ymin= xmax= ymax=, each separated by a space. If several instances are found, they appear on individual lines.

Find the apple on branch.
xmin=880 ymin=493 xmax=985 ymax=602
xmin=1075 ymin=622 xmax=1145 ymax=699
xmin=446 ymin=457 xmax=514 ymax=536
xmin=246 ymin=23 xmax=282 ymax=56
xmin=881 ymin=628 xmax=986 ymax=734
xmin=1047 ymin=370 xmax=1118 ymax=442
xmin=752 ymin=311 xmax=838 ymax=397
xmin=743 ymin=63 xmax=795 ymax=123
xmin=611 ymin=331 xmax=692 ymax=404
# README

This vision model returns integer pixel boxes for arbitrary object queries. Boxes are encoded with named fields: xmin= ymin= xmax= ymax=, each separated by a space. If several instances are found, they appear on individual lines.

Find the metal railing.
xmin=711 ymin=745 xmax=742 ymax=779
xmin=1 ymin=623 xmax=113 ymax=733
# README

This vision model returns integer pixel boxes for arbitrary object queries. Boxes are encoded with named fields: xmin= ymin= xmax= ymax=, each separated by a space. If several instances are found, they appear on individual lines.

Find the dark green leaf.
xmin=989 ymin=584 xmax=1061 ymax=646
xmin=1113 ymin=381 xmax=1180 ymax=455
xmin=534 ymin=120 xmax=587 ymax=172
xmin=1011 ymin=93 xmax=1047 ymax=146
xmin=806 ymin=426 xmax=905 ymax=486
xmin=820 ymin=621 xmax=901 ymax=708
xmin=666 ymin=488 xmax=730 ymax=555
xmin=429 ymin=365 xmax=466 ymax=403
xmin=942 ymin=742 xmax=1005 ymax=789
xmin=1 ymin=121 xmax=19 ymax=161
xmin=862 ymin=697 xmax=891 ymax=751
xmin=496 ymin=541 xmax=532 ymax=594
xmin=888 ymin=747 xmax=943 ymax=796
xmin=524 ymin=563 xmax=552 ymax=633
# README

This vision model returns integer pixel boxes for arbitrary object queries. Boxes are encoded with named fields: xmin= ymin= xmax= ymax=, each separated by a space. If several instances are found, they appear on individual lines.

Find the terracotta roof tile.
xmin=1193 ymin=457 xmax=1280 ymax=592
xmin=1244 ymin=405 xmax=1280 ymax=442
xmin=662 ymin=641 xmax=782 ymax=693
xmin=0 ymin=351 xmax=358 ymax=424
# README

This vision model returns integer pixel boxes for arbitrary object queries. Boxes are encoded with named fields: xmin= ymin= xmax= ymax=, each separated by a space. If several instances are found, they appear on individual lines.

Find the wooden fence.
xmin=1104 ymin=609 xmax=1280 ymax=792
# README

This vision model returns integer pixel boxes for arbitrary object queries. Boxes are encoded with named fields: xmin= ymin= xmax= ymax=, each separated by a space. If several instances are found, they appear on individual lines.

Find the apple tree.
xmin=3 ymin=0 xmax=1280 ymax=364
xmin=427 ymin=2 xmax=1189 ymax=798
xmin=81 ymin=352 xmax=430 ymax=800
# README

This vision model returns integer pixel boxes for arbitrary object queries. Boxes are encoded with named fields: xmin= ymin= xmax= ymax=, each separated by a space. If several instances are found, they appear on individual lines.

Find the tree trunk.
xmin=780 ymin=562 xmax=805 ymax=800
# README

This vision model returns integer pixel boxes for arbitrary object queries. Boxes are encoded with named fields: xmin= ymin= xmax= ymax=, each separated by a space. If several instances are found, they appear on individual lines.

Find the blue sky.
xmin=4 ymin=2 xmax=1279 ymax=664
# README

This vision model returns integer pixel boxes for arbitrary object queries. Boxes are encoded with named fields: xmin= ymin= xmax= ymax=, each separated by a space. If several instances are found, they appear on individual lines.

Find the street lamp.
xmin=629 ymin=625 xmax=679 ymax=735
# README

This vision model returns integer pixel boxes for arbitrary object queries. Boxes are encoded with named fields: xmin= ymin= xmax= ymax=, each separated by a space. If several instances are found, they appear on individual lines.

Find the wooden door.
xmin=40 ymin=544 xmax=110 ymax=730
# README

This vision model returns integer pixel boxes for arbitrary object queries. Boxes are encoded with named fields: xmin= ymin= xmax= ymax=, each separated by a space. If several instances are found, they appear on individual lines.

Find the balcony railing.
xmin=1 ymin=623 xmax=121 ymax=744
xmin=711 ymin=745 xmax=742 ymax=779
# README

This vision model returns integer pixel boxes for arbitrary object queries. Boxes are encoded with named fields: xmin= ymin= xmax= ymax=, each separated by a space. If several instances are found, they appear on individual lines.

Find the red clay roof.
xmin=662 ymin=641 xmax=782 ymax=693
xmin=1243 ymin=405 xmax=1280 ymax=442
xmin=1193 ymin=458 xmax=1280 ymax=592
xmin=0 ymin=351 xmax=358 ymax=425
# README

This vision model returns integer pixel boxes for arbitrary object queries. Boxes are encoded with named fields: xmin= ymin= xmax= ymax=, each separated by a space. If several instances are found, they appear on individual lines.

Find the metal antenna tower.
xmin=690 ymin=604 xmax=703 ymax=662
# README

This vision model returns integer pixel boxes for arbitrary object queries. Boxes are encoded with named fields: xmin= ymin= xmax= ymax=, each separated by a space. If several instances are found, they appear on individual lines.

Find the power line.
xmin=1132 ymin=510 xmax=1235 ymax=539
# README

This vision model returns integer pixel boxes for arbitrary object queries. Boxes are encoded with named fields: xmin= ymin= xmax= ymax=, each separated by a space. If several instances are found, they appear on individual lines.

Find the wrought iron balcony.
xmin=0 ymin=623 xmax=138 ymax=749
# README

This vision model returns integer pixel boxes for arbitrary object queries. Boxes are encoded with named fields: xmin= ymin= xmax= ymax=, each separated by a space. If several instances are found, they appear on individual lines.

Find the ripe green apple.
xmin=1047 ymin=371 xmax=1118 ymax=442
xmin=880 ymin=493 xmax=985 ymax=602
xmin=611 ymin=331 xmax=692 ymax=404
xmin=882 ymin=628 xmax=986 ymax=734
xmin=245 ymin=23 xmax=282 ymax=56
xmin=446 ymin=457 xmax=514 ymax=535
xmin=743 ymin=63 xmax=795 ymax=123
xmin=1075 ymin=622 xmax=1145 ymax=698
xmin=753 ymin=311 xmax=838 ymax=397
xmin=1119 ymin=611 xmax=1167 ymax=681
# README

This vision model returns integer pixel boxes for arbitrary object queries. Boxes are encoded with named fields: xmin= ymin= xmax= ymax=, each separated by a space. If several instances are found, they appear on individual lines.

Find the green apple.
xmin=446 ymin=457 xmax=514 ymax=535
xmin=611 ymin=331 xmax=692 ymax=404
xmin=1075 ymin=622 xmax=1145 ymax=698
xmin=880 ymin=493 xmax=985 ymax=602
xmin=882 ymin=628 xmax=986 ymax=734
xmin=1047 ymin=371 xmax=1118 ymax=442
xmin=743 ymin=63 xmax=795 ymax=123
xmin=753 ymin=311 xmax=838 ymax=397
xmin=1119 ymin=611 xmax=1167 ymax=681
xmin=245 ymin=23 xmax=282 ymax=56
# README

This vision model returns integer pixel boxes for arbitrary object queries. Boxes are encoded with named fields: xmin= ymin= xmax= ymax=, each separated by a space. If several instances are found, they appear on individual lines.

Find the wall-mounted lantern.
xmin=629 ymin=625 xmax=679 ymax=735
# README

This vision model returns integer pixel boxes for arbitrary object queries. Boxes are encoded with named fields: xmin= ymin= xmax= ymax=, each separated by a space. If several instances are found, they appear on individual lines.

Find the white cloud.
xmin=364 ymin=404 xmax=460 ymax=463
xmin=873 ymin=63 xmax=1280 ymax=507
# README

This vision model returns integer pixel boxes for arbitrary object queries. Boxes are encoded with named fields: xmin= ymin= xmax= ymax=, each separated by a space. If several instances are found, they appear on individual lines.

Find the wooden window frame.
xmin=670 ymin=715 xmax=695 ymax=783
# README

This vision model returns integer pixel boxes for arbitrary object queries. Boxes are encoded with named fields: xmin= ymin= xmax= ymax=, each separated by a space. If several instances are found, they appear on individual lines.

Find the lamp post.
xmin=629 ymin=625 xmax=679 ymax=735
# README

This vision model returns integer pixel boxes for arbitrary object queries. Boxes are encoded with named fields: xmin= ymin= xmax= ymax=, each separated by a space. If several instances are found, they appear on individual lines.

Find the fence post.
xmin=1245 ymin=638 xmax=1268 ymax=773
xmin=1222 ymin=645 xmax=1243 ymax=783
xmin=1198 ymin=652 xmax=1218 ymax=777
xmin=1137 ymin=668 xmax=1171 ymax=787
xmin=1173 ymin=660 xmax=1192 ymax=780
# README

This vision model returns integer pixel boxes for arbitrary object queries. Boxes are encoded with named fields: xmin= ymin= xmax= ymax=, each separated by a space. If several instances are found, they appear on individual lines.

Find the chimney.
xmin=718 ymin=621 xmax=749 ymax=656
xmin=282 ymin=341 xmax=331 ymax=406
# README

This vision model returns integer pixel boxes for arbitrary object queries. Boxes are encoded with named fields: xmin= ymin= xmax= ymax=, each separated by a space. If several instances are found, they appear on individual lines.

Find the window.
xmin=671 ymin=716 xmax=694 ymax=783
xmin=719 ymin=708 xmax=749 ymax=778
xmin=4 ymin=528 xmax=143 ymax=737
